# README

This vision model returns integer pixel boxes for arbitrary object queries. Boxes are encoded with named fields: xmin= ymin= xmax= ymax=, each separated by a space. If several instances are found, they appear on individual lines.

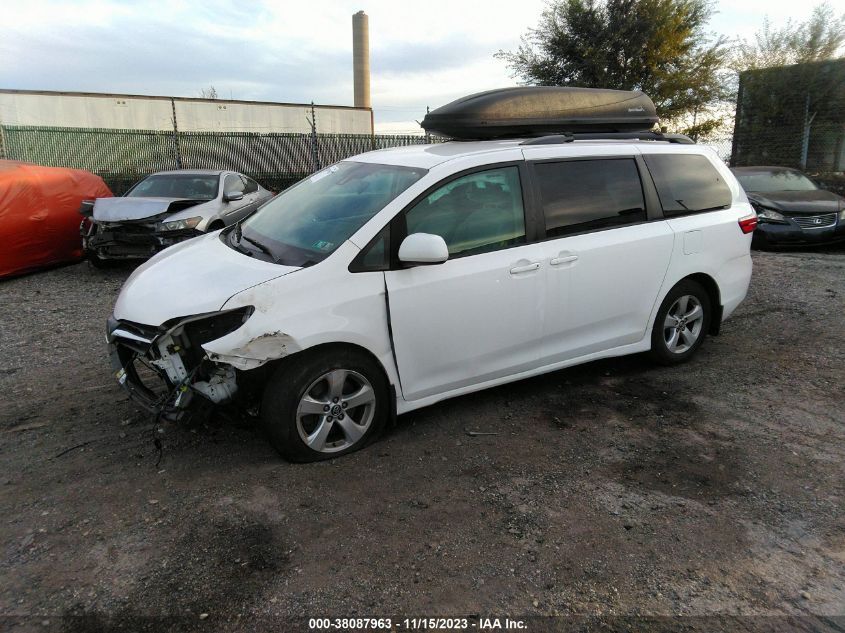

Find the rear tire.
xmin=260 ymin=348 xmax=389 ymax=462
xmin=649 ymin=280 xmax=712 ymax=366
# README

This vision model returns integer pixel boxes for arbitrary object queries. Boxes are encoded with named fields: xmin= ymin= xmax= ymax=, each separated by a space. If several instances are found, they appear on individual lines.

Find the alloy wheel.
xmin=663 ymin=294 xmax=704 ymax=354
xmin=295 ymin=369 xmax=376 ymax=453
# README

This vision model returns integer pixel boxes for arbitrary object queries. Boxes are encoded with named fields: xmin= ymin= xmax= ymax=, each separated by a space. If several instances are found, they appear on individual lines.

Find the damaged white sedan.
xmin=82 ymin=169 xmax=272 ymax=265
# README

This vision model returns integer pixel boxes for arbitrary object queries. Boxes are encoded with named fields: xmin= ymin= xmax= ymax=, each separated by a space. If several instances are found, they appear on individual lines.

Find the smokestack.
xmin=352 ymin=10 xmax=371 ymax=109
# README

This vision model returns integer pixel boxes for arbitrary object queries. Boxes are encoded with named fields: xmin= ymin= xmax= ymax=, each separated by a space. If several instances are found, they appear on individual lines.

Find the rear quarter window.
xmin=643 ymin=154 xmax=732 ymax=216
xmin=533 ymin=158 xmax=646 ymax=237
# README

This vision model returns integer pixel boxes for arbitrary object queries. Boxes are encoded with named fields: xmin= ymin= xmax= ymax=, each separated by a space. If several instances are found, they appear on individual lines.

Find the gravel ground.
xmin=0 ymin=246 xmax=843 ymax=632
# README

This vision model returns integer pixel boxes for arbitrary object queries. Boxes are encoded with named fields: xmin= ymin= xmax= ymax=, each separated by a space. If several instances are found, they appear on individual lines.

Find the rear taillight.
xmin=738 ymin=214 xmax=758 ymax=234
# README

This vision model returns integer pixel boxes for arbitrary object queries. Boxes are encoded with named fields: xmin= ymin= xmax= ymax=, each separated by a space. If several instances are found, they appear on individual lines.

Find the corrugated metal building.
xmin=0 ymin=89 xmax=373 ymax=135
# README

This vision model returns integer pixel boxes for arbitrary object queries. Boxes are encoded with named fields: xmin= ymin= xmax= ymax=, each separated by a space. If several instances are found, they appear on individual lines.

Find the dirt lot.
xmin=1 ymin=247 xmax=844 ymax=632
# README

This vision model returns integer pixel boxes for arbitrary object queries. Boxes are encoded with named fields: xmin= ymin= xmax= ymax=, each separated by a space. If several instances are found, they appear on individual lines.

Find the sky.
xmin=0 ymin=0 xmax=838 ymax=133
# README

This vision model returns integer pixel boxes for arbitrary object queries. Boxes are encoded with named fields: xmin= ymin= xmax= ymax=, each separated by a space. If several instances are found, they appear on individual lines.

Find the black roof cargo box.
xmin=421 ymin=87 xmax=659 ymax=140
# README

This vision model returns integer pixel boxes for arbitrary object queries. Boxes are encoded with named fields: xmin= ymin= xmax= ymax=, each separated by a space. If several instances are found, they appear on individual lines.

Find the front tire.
xmin=86 ymin=249 xmax=118 ymax=269
xmin=260 ymin=348 xmax=389 ymax=462
xmin=649 ymin=280 xmax=712 ymax=366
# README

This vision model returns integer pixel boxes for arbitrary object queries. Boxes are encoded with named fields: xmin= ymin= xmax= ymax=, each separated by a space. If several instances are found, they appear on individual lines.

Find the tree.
xmin=731 ymin=3 xmax=845 ymax=72
xmin=199 ymin=85 xmax=219 ymax=99
xmin=496 ymin=0 xmax=731 ymax=139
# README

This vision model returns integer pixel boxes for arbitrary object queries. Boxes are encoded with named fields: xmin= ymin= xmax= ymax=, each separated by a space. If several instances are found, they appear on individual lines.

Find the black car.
xmin=731 ymin=166 xmax=845 ymax=248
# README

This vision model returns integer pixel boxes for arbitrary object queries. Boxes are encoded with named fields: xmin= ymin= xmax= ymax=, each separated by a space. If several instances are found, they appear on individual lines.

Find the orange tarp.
xmin=0 ymin=161 xmax=112 ymax=278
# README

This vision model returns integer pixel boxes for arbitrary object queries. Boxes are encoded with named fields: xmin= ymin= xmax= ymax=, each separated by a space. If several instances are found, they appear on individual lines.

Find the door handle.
xmin=509 ymin=262 xmax=540 ymax=274
xmin=550 ymin=255 xmax=579 ymax=266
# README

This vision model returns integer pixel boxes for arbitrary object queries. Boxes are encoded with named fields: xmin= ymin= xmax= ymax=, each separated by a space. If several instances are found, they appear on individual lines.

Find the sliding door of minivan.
xmin=525 ymin=154 xmax=674 ymax=364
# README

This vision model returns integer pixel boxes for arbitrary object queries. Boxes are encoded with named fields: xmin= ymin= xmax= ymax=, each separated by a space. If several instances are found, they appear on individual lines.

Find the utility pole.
xmin=170 ymin=97 xmax=182 ymax=170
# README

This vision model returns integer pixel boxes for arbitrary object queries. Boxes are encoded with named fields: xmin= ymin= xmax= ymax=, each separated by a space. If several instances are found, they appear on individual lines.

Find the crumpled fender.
xmin=92 ymin=197 xmax=204 ymax=222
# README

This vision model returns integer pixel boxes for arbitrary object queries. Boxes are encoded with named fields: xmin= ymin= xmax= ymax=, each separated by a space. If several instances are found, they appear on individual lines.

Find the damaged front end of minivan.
xmin=107 ymin=306 xmax=264 ymax=419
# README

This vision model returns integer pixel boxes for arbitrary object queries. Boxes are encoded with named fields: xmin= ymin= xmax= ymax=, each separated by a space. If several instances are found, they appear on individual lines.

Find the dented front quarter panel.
xmin=203 ymin=241 xmax=399 ymax=386
xmin=203 ymin=330 xmax=301 ymax=370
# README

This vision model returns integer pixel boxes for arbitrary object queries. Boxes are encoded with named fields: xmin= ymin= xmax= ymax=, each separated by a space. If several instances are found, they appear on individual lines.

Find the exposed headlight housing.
xmin=181 ymin=306 xmax=255 ymax=348
xmin=156 ymin=307 xmax=255 ymax=368
xmin=840 ymin=208 xmax=845 ymax=221
xmin=755 ymin=208 xmax=787 ymax=223
xmin=158 ymin=216 xmax=203 ymax=232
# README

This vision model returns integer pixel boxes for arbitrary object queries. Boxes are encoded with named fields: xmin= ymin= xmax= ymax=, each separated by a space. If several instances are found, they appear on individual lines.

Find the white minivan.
xmin=107 ymin=134 xmax=755 ymax=462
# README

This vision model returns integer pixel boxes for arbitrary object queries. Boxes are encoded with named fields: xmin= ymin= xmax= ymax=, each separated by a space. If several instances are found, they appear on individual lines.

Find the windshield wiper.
xmin=228 ymin=222 xmax=274 ymax=260
xmin=224 ymin=224 xmax=250 ymax=255
xmin=240 ymin=234 xmax=275 ymax=260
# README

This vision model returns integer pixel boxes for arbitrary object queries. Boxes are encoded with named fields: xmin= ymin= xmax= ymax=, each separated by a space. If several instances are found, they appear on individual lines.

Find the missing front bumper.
xmin=107 ymin=312 xmax=249 ymax=414
xmin=85 ymin=226 xmax=201 ymax=260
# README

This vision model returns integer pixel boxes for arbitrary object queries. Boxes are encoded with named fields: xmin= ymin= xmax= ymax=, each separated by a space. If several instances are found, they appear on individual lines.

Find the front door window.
xmin=404 ymin=166 xmax=526 ymax=257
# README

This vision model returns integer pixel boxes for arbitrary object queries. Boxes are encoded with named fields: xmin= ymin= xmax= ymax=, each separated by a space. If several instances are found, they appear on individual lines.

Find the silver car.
xmin=81 ymin=169 xmax=273 ymax=265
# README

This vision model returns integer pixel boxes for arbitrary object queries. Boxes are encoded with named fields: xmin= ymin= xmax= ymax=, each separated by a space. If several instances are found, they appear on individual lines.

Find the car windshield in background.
xmin=127 ymin=174 xmax=219 ymax=200
xmin=735 ymin=171 xmax=818 ymax=193
xmin=239 ymin=161 xmax=427 ymax=266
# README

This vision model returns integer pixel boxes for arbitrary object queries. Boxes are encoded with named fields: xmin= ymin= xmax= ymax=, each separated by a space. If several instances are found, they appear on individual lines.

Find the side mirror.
xmin=223 ymin=190 xmax=244 ymax=202
xmin=398 ymin=233 xmax=449 ymax=265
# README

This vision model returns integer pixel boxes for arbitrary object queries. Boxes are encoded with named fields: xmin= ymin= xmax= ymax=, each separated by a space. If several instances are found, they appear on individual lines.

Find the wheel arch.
xmin=683 ymin=273 xmax=723 ymax=335
xmin=254 ymin=341 xmax=399 ymax=425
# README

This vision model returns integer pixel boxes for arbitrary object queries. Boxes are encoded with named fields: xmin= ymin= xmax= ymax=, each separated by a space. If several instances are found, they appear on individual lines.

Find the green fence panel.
xmin=0 ymin=126 xmax=439 ymax=194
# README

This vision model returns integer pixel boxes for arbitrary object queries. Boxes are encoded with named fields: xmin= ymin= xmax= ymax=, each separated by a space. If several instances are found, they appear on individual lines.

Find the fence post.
xmin=171 ymin=98 xmax=183 ymax=170
xmin=0 ymin=124 xmax=6 ymax=160
xmin=800 ymin=93 xmax=816 ymax=171
xmin=308 ymin=101 xmax=321 ymax=171
xmin=729 ymin=77 xmax=743 ymax=167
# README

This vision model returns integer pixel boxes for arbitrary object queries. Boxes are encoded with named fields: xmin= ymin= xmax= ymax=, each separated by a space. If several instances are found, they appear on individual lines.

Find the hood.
xmin=113 ymin=231 xmax=300 ymax=326
xmin=93 ymin=196 xmax=206 ymax=222
xmin=747 ymin=189 xmax=844 ymax=215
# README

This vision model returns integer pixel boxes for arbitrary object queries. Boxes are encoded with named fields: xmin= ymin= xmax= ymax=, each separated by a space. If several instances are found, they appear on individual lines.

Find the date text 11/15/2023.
xmin=308 ymin=617 xmax=528 ymax=630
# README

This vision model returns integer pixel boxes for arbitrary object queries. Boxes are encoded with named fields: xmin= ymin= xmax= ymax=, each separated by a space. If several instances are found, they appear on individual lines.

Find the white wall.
xmin=0 ymin=91 xmax=372 ymax=134
xmin=173 ymin=99 xmax=371 ymax=134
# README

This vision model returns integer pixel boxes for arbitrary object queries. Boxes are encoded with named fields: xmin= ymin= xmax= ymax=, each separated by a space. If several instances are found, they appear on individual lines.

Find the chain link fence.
xmin=0 ymin=126 xmax=436 ymax=194
xmin=733 ymin=59 xmax=845 ymax=174
xmin=7 ymin=122 xmax=801 ymax=198
xmin=700 ymin=137 xmax=733 ymax=164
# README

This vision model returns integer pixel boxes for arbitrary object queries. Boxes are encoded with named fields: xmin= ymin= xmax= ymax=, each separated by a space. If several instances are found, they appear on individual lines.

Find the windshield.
xmin=127 ymin=174 xmax=220 ymax=200
xmin=238 ymin=161 xmax=427 ymax=266
xmin=734 ymin=171 xmax=817 ymax=193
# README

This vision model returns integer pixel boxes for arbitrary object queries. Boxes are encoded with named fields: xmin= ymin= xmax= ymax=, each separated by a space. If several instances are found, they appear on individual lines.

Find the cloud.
xmin=1 ymin=4 xmax=352 ymax=104
xmin=1 ymin=0 xmax=545 ymax=125
xmin=2 ymin=0 xmax=826 ymax=129
xmin=371 ymin=36 xmax=490 ymax=75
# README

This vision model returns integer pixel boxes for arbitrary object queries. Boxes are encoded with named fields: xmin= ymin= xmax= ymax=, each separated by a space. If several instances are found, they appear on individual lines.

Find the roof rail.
xmin=520 ymin=131 xmax=695 ymax=145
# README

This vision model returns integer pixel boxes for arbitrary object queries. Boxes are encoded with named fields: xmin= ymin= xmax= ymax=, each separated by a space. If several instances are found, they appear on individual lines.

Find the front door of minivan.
xmin=526 ymin=154 xmax=674 ymax=363
xmin=384 ymin=163 xmax=546 ymax=402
